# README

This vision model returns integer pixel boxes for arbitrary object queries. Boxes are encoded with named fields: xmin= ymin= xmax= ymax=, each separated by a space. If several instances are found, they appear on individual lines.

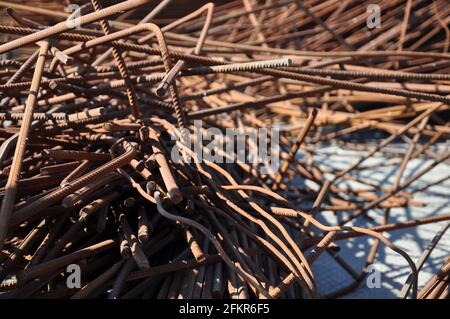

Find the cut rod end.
xmin=167 ymin=188 xmax=183 ymax=205
xmin=155 ymin=81 xmax=170 ymax=97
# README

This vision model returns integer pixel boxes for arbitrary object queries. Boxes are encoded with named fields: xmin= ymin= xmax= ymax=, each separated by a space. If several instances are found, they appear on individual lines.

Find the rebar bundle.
xmin=0 ymin=0 xmax=449 ymax=299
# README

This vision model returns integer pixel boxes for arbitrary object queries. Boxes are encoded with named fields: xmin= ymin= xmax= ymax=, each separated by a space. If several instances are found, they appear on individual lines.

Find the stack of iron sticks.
xmin=0 ymin=0 xmax=449 ymax=299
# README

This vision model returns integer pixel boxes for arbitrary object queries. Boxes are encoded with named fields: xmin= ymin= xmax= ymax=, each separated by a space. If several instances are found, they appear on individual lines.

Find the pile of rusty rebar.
xmin=0 ymin=0 xmax=449 ymax=299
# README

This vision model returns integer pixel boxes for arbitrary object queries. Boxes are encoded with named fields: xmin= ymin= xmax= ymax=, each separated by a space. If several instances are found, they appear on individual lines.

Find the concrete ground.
xmin=307 ymin=142 xmax=450 ymax=298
